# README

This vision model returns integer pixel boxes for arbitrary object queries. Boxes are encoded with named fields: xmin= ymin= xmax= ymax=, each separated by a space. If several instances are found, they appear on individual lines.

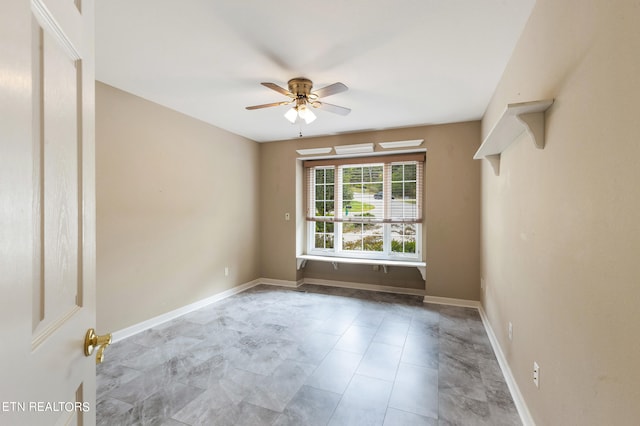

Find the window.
xmin=305 ymin=153 xmax=424 ymax=261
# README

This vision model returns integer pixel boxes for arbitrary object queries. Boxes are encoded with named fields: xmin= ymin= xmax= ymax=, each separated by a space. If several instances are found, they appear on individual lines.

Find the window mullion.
xmin=384 ymin=163 xmax=391 ymax=220
xmin=383 ymin=163 xmax=391 ymax=255
xmin=383 ymin=223 xmax=391 ymax=256
xmin=335 ymin=165 xmax=342 ymax=254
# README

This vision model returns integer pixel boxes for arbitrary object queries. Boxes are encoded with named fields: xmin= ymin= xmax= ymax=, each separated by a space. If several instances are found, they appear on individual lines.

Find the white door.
xmin=0 ymin=0 xmax=98 ymax=425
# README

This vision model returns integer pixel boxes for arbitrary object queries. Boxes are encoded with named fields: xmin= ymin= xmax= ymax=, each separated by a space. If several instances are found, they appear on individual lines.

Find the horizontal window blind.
xmin=305 ymin=154 xmax=424 ymax=224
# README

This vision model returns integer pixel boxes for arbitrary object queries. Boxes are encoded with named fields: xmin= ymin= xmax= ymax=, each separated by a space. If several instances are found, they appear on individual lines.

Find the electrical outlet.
xmin=284 ymin=212 xmax=290 ymax=221
xmin=508 ymin=322 xmax=513 ymax=340
xmin=533 ymin=361 xmax=540 ymax=388
xmin=481 ymin=277 xmax=485 ymax=289
xmin=224 ymin=267 xmax=229 ymax=277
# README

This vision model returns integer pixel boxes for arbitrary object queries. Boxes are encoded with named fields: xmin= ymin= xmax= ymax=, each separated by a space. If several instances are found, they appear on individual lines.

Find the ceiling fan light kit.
xmin=246 ymin=77 xmax=351 ymax=124
xmin=285 ymin=100 xmax=316 ymax=124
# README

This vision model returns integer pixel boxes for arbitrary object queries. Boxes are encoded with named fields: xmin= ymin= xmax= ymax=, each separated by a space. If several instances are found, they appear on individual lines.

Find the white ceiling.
xmin=96 ymin=0 xmax=535 ymax=142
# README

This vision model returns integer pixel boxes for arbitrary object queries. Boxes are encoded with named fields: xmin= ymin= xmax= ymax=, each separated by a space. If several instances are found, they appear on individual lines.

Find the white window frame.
xmin=305 ymin=154 xmax=423 ymax=262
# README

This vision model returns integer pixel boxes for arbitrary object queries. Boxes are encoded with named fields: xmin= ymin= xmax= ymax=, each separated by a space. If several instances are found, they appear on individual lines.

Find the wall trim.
xmin=423 ymin=295 xmax=480 ymax=308
xmin=302 ymin=277 xmax=425 ymax=296
xmin=478 ymin=306 xmax=535 ymax=426
xmin=111 ymin=279 xmax=262 ymax=342
xmin=259 ymin=278 xmax=303 ymax=288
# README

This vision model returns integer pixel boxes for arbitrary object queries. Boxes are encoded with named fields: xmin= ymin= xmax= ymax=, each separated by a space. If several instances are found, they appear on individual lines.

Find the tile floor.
xmin=97 ymin=284 xmax=521 ymax=425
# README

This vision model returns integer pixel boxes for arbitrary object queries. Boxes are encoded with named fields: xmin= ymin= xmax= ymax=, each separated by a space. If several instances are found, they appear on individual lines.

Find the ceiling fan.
xmin=246 ymin=78 xmax=351 ymax=124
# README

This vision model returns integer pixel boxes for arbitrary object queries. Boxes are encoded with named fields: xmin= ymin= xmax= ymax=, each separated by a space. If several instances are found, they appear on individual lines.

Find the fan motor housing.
xmin=288 ymin=78 xmax=313 ymax=97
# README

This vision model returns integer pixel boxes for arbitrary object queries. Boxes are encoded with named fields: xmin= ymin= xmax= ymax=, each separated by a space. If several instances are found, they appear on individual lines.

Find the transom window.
xmin=305 ymin=153 xmax=424 ymax=261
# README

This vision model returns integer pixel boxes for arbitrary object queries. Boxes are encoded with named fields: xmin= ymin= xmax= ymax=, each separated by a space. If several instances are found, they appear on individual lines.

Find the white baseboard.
xmin=423 ymin=295 xmax=480 ymax=308
xmin=478 ymin=306 xmax=535 ymax=426
xmin=111 ymin=279 xmax=261 ymax=342
xmin=259 ymin=278 xmax=303 ymax=288
xmin=302 ymin=277 xmax=425 ymax=297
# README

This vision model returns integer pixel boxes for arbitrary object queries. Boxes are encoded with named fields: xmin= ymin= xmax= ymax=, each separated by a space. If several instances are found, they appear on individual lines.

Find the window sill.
xmin=296 ymin=254 xmax=426 ymax=280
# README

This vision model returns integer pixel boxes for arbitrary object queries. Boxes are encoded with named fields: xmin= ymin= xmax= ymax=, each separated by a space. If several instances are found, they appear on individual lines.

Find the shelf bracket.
xmin=417 ymin=266 xmax=426 ymax=281
xmin=382 ymin=265 xmax=388 ymax=274
xmin=485 ymin=154 xmax=501 ymax=176
xmin=516 ymin=111 xmax=546 ymax=150
xmin=331 ymin=261 xmax=339 ymax=270
xmin=296 ymin=258 xmax=307 ymax=270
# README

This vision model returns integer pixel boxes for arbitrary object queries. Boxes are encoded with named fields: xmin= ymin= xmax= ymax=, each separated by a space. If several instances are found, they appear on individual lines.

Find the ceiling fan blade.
xmin=245 ymin=101 xmax=291 ymax=110
xmin=312 ymin=101 xmax=351 ymax=116
xmin=261 ymin=82 xmax=294 ymax=97
xmin=312 ymin=82 xmax=348 ymax=98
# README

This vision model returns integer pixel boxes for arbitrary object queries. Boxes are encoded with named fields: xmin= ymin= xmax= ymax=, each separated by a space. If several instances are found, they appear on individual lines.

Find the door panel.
xmin=33 ymin=19 xmax=82 ymax=344
xmin=0 ymin=0 xmax=96 ymax=425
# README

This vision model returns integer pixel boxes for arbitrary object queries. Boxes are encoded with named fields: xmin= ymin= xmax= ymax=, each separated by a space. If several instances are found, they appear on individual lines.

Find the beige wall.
xmin=481 ymin=0 xmax=640 ymax=424
xmin=96 ymin=82 xmax=261 ymax=332
xmin=260 ymin=122 xmax=481 ymax=300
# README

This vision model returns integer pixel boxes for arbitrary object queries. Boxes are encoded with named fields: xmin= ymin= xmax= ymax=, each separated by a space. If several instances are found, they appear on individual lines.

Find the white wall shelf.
xmin=296 ymin=254 xmax=426 ymax=280
xmin=474 ymin=99 xmax=554 ymax=175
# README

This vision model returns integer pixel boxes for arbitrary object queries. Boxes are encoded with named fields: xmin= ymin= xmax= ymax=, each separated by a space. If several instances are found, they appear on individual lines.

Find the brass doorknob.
xmin=84 ymin=328 xmax=112 ymax=364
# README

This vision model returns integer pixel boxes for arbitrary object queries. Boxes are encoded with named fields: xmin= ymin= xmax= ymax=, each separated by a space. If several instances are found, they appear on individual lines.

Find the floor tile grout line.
xmin=97 ymin=285 xmax=520 ymax=425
